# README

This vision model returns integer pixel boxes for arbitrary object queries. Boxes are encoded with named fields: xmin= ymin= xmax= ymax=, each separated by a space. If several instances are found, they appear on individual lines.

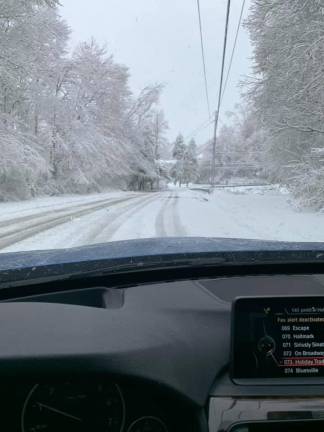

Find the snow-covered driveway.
xmin=0 ymin=185 xmax=324 ymax=253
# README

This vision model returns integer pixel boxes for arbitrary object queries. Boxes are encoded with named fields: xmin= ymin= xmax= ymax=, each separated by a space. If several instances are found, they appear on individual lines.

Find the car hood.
xmin=1 ymin=237 xmax=324 ymax=287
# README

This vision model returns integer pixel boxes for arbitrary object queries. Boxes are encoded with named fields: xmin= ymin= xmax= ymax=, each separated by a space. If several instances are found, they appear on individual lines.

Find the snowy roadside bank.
xmin=176 ymin=185 xmax=323 ymax=242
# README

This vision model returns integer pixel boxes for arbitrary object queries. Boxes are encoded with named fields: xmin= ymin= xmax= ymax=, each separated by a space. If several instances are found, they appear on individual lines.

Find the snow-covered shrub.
xmin=0 ymin=128 xmax=49 ymax=200
xmin=287 ymin=158 xmax=324 ymax=210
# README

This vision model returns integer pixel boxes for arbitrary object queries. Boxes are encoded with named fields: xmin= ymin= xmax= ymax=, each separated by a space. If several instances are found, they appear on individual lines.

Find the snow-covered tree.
xmin=198 ymin=106 xmax=266 ymax=184
xmin=151 ymin=110 xmax=169 ymax=160
xmin=0 ymin=0 xmax=69 ymax=198
xmin=183 ymin=139 xmax=199 ymax=186
xmin=171 ymin=134 xmax=186 ymax=186
xmin=126 ymin=85 xmax=168 ymax=190
xmin=245 ymin=0 xmax=324 ymax=206
xmin=0 ymin=0 xmax=170 ymax=199
xmin=172 ymin=134 xmax=186 ymax=160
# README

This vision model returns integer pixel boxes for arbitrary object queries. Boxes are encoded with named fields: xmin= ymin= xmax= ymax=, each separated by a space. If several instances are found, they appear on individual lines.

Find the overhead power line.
xmin=221 ymin=0 xmax=246 ymax=102
xmin=186 ymin=113 xmax=227 ymax=141
xmin=211 ymin=0 xmax=232 ymax=186
xmin=186 ymin=0 xmax=245 ymax=145
xmin=196 ymin=0 xmax=211 ymax=119
xmin=185 ymin=117 xmax=214 ymax=141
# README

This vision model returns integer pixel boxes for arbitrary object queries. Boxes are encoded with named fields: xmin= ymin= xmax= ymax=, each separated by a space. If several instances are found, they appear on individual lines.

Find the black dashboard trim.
xmin=2 ymin=262 xmax=324 ymax=301
xmin=211 ymin=372 xmax=324 ymax=397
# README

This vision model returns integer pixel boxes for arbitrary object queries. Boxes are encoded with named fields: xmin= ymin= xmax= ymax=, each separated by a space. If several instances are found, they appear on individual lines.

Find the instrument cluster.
xmin=2 ymin=378 xmax=192 ymax=432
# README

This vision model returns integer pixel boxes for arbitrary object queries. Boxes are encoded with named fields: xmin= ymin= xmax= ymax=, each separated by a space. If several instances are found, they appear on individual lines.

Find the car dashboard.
xmin=1 ymin=239 xmax=324 ymax=431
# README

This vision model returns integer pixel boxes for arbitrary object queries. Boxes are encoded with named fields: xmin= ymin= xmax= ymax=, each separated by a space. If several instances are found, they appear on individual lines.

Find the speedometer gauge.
xmin=21 ymin=382 xmax=125 ymax=432
xmin=127 ymin=416 xmax=168 ymax=432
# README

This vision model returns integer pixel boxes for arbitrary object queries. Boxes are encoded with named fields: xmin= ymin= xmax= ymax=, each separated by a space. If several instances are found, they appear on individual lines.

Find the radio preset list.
xmin=277 ymin=306 xmax=324 ymax=375
xmin=232 ymin=297 xmax=324 ymax=381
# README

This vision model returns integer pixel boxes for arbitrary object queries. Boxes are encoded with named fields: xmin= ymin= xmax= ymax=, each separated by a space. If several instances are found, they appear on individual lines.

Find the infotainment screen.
xmin=232 ymin=297 xmax=324 ymax=383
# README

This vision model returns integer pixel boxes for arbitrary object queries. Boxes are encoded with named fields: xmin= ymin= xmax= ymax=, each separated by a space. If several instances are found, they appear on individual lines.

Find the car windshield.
xmin=0 ymin=0 xmax=323 ymax=254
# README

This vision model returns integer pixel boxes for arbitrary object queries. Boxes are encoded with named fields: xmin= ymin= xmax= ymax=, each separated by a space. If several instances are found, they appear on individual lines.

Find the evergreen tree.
xmin=183 ymin=139 xmax=199 ymax=186
xmin=171 ymin=134 xmax=186 ymax=186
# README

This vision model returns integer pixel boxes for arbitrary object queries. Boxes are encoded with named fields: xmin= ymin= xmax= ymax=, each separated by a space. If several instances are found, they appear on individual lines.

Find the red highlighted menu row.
xmin=281 ymin=357 xmax=324 ymax=367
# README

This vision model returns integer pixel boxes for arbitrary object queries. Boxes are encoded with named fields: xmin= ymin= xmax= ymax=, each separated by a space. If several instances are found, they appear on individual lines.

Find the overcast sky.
xmin=59 ymin=0 xmax=252 ymax=145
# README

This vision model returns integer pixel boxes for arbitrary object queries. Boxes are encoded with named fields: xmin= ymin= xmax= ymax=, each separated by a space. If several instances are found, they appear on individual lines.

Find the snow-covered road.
xmin=0 ymin=185 xmax=324 ymax=253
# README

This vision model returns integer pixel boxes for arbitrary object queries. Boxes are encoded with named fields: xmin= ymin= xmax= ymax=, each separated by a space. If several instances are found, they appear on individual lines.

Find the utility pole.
xmin=210 ymin=0 xmax=232 ymax=188
xmin=211 ymin=110 xmax=218 ymax=186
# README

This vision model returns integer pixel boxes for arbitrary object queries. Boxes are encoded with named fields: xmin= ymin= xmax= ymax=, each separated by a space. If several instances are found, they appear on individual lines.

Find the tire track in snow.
xmin=171 ymin=193 xmax=187 ymax=236
xmin=88 ymin=193 xmax=162 ymax=243
xmin=0 ymin=195 xmax=146 ymax=250
xmin=155 ymin=192 xmax=187 ymax=237
xmin=155 ymin=193 xmax=174 ymax=237
xmin=0 ymin=194 xmax=134 ymax=222
xmin=0 ymin=194 xmax=135 ymax=230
